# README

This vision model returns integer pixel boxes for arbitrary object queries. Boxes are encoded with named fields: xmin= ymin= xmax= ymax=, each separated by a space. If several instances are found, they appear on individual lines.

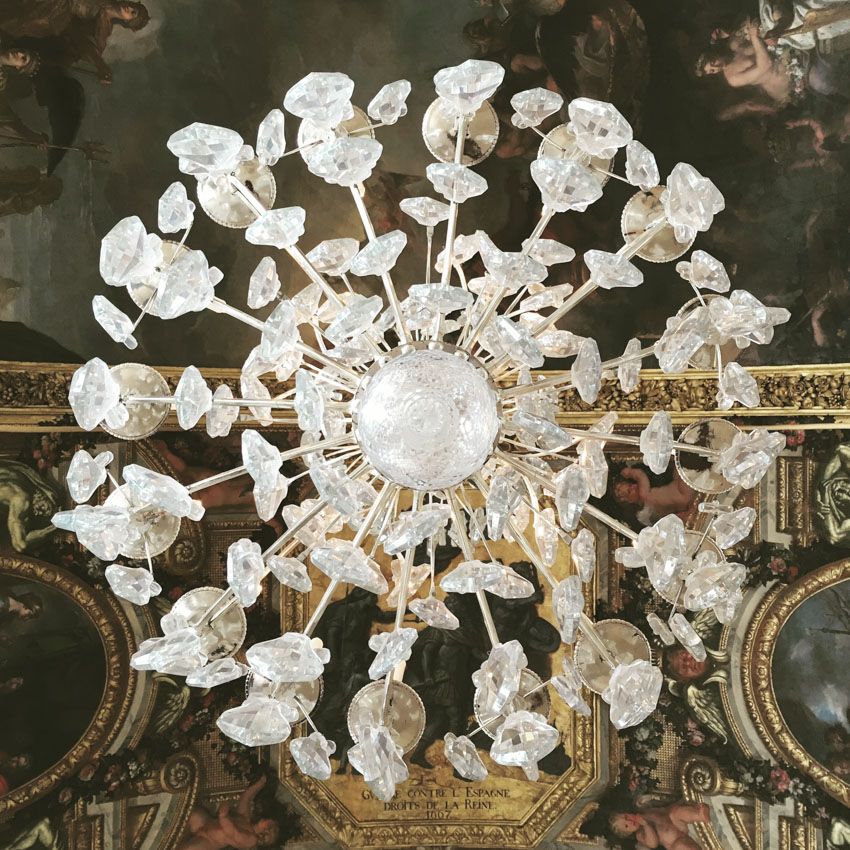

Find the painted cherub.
xmin=179 ymin=776 xmax=280 ymax=850
xmin=609 ymin=801 xmax=711 ymax=850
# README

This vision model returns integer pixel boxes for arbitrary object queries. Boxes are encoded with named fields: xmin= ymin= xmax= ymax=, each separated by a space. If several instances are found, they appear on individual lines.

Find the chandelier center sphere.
xmin=352 ymin=345 xmax=500 ymax=491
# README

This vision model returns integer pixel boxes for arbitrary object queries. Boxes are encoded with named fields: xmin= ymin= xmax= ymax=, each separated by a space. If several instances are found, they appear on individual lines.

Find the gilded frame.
xmin=741 ymin=559 xmax=850 ymax=807
xmin=2 ymin=360 xmax=850 ymax=429
xmin=0 ymin=554 xmax=137 ymax=819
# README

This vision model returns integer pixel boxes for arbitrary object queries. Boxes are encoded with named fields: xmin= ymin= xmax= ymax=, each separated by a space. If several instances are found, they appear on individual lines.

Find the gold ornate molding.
xmin=741 ymin=560 xmax=850 ymax=807
xmin=2 ymin=361 xmax=850 ymax=429
xmin=0 ymin=554 xmax=136 ymax=818
xmin=558 ymin=364 xmax=850 ymax=423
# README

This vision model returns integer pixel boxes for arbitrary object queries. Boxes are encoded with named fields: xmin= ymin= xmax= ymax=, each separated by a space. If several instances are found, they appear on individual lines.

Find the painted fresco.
xmin=1 ymin=0 xmax=850 ymax=367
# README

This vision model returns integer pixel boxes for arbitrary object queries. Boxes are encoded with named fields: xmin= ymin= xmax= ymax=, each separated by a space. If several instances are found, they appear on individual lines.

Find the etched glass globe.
xmin=353 ymin=347 xmax=500 ymax=490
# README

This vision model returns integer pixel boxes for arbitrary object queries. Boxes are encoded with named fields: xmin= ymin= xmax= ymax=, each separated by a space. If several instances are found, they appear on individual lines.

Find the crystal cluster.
xmin=57 ymin=59 xmax=789 ymax=800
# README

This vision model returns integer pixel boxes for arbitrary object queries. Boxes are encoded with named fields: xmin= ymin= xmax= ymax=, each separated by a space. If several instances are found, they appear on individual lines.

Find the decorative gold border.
xmin=0 ymin=554 xmax=136 ymax=817
xmin=2 ymin=361 xmax=850 ymax=428
xmin=741 ymin=559 xmax=850 ymax=807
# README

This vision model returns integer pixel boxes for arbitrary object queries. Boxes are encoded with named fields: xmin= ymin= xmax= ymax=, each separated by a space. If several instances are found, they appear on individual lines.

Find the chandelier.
xmin=53 ymin=60 xmax=790 ymax=798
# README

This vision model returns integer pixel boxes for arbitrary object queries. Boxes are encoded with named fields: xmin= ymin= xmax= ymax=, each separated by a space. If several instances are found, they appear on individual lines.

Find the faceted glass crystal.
xmin=248 ymin=256 xmax=281 ymax=309
xmin=409 ymin=594 xmax=459 ymax=629
xmin=552 ymin=576 xmax=583 ymax=643
xmin=246 ymin=206 xmax=306 ymax=249
xmin=400 ymin=196 xmax=451 ymax=226
xmin=256 ymin=108 xmax=286 ymax=167
xmin=486 ymin=473 xmax=522 ymax=541
xmin=383 ymin=505 xmax=451 ymax=555
xmin=719 ymin=429 xmax=785 ymax=489
xmin=472 ymin=640 xmax=527 ymax=717
xmin=153 ymin=247 xmax=218 ymax=319
xmin=326 ymin=294 xmax=383 ymax=342
xmin=104 ymin=564 xmax=161 ymax=605
xmin=510 ymin=87 xmax=563 ymax=129
xmin=123 ymin=464 xmax=205 ymax=521
xmin=614 ymin=338 xmax=641 ymax=394
xmin=584 ymin=249 xmax=643 ymax=290
xmin=426 ymin=163 xmax=488 ymax=204
xmin=524 ymin=238 xmax=575 ymax=266
xmin=348 ymin=724 xmax=408 ymax=802
xmin=207 ymin=385 xmax=240 ymax=437
xmin=712 ymin=506 xmax=756 ymax=549
xmin=99 ymin=216 xmax=163 ymax=287
xmin=167 ymin=122 xmax=246 ymax=176
xmin=571 ymin=527 xmax=596 ymax=583
xmin=92 ymin=295 xmax=138 ymax=350
xmin=444 ymin=733 xmax=487 ymax=780
xmin=227 ymin=538 xmax=266 ymax=607
xmin=217 ymin=695 xmax=293 ymax=746
xmin=571 ymin=337 xmax=602 ymax=403
xmin=433 ymin=59 xmax=504 ymax=116
xmin=552 ymin=674 xmax=591 ymax=717
xmin=367 ymin=627 xmax=418 ymax=679
xmin=646 ymin=611 xmax=675 ymax=645
xmin=567 ymin=97 xmax=633 ymax=158
xmin=676 ymin=249 xmax=730 ymax=293
xmin=69 ymin=358 xmax=121 ymax=431
xmin=311 ymin=540 xmax=388 ymax=594
xmin=283 ymin=72 xmax=355 ymax=129
xmin=267 ymin=556 xmax=312 ymax=592
xmin=440 ymin=560 xmax=502 ymax=594
xmin=491 ymin=317 xmax=544 ymax=368
xmin=717 ymin=362 xmax=759 ymax=410
xmin=488 ymin=565 xmax=535 ymax=599
xmin=555 ymin=465 xmax=590 ymax=532
xmin=290 ymin=732 xmax=336 ymax=780
xmin=640 ymin=411 xmax=674 ymax=474
xmin=131 ymin=628 xmax=205 ymax=676
xmin=158 ymin=181 xmax=195 ymax=233
xmin=187 ymin=658 xmax=248 ymax=688
xmin=306 ymin=238 xmax=360 ymax=275
xmin=534 ymin=507 xmax=559 ymax=567
xmin=602 ymin=659 xmax=663 ymax=729
xmin=669 ymin=612 xmax=707 ymax=661
xmin=260 ymin=300 xmax=299 ymax=361
xmin=175 ymin=365 xmax=212 ymax=429
xmin=625 ymin=140 xmax=659 ymax=191
xmin=367 ymin=79 xmax=411 ymax=125
xmin=490 ymin=710 xmax=560 ymax=774
xmin=66 ymin=449 xmax=113 ymax=503
xmin=661 ymin=162 xmax=725 ymax=244
xmin=246 ymin=633 xmax=330 ymax=683
xmin=530 ymin=157 xmax=602 ymax=213
xmin=307 ymin=137 xmax=383 ymax=187
xmin=349 ymin=231 xmax=407 ymax=276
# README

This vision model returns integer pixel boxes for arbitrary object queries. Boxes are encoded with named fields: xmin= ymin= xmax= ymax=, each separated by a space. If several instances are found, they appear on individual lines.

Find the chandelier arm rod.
xmin=190 ymin=495 xmax=341 ymax=629
xmin=348 ymin=186 xmax=411 ymax=345
xmin=470 ymin=474 xmax=619 ymax=669
xmin=425 ymin=226 xmax=434 ymax=286
xmin=437 ymin=112 xmax=469 ymax=298
xmin=445 ymin=489 xmax=500 ymax=647
xmin=494 ymin=209 xmax=557 ymax=320
xmin=461 ymin=208 xmax=556 ymax=353
xmin=226 ymin=173 xmax=340 ymax=313
xmin=381 ymin=490 xmax=423 ymax=717
xmin=493 ymin=449 xmax=639 ymax=542
xmin=303 ymin=482 xmax=399 ymax=636
xmin=499 ymin=344 xmax=656 ymax=398
xmin=184 ymin=433 xmax=351 ymax=495
xmin=502 ymin=430 xmax=720 ymax=460
xmin=471 ymin=470 xmax=572 ymax=546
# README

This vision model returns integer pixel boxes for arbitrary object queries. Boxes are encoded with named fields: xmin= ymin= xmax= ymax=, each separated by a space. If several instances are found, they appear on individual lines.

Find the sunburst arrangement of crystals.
xmin=54 ymin=60 xmax=791 ymax=798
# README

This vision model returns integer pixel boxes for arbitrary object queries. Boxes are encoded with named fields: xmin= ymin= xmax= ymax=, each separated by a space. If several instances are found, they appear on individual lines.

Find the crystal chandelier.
xmin=53 ymin=60 xmax=790 ymax=797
